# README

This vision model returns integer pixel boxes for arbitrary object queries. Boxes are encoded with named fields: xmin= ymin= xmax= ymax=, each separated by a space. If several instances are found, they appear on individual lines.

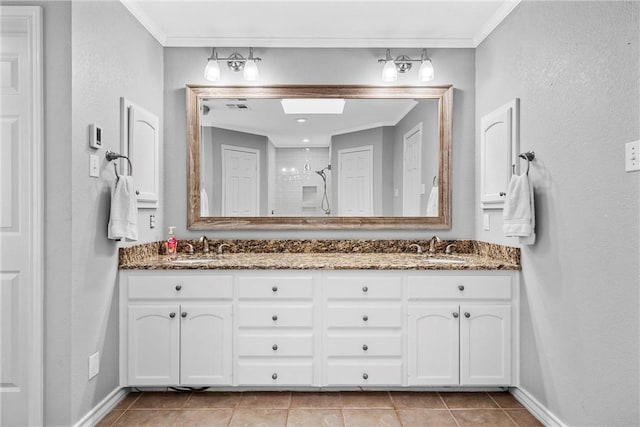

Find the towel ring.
xmin=106 ymin=150 xmax=133 ymax=178
xmin=513 ymin=151 xmax=535 ymax=176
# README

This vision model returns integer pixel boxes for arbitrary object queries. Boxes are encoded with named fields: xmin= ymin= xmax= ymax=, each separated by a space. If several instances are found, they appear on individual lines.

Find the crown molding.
xmin=120 ymin=0 xmax=167 ymax=46
xmin=472 ymin=0 xmax=521 ymax=47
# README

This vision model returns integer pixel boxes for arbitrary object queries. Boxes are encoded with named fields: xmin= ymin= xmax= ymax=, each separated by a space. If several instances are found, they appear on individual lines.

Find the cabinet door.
xmin=180 ymin=304 xmax=232 ymax=385
xmin=128 ymin=305 xmax=179 ymax=385
xmin=460 ymin=305 xmax=511 ymax=385
xmin=408 ymin=304 xmax=459 ymax=385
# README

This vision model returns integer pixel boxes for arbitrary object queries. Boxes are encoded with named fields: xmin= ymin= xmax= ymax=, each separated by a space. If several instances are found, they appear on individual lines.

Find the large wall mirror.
xmin=186 ymin=85 xmax=452 ymax=229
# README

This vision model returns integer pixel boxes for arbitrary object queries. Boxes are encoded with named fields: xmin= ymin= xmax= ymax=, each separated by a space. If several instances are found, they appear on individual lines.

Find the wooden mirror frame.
xmin=186 ymin=85 xmax=453 ymax=230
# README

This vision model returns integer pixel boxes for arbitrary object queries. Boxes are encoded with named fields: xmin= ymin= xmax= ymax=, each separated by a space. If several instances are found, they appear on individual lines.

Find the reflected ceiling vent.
xmin=225 ymin=103 xmax=250 ymax=110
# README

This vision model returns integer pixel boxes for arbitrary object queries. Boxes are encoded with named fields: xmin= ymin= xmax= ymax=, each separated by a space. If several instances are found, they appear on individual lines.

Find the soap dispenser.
xmin=166 ymin=226 xmax=177 ymax=256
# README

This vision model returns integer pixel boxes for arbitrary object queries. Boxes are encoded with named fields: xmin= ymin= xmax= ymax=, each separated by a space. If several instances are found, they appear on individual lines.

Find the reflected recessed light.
xmin=296 ymin=118 xmax=307 ymax=123
xmin=302 ymin=138 xmax=310 ymax=143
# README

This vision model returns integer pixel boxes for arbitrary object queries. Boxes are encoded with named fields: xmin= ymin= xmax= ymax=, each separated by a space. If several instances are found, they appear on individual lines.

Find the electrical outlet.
xmin=483 ymin=213 xmax=490 ymax=231
xmin=150 ymin=214 xmax=156 ymax=229
xmin=88 ymin=352 xmax=99 ymax=380
xmin=625 ymin=140 xmax=640 ymax=172
xmin=89 ymin=155 xmax=99 ymax=178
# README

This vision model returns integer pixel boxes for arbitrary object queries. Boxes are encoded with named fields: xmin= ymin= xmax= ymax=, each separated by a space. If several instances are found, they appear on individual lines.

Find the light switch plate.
xmin=88 ymin=352 xmax=99 ymax=379
xmin=625 ymin=140 xmax=640 ymax=172
xmin=89 ymin=155 xmax=99 ymax=177
xmin=483 ymin=213 xmax=490 ymax=231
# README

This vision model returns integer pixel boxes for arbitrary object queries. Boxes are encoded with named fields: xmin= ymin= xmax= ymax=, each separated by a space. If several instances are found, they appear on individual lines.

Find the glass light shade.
xmin=418 ymin=59 xmax=435 ymax=82
xmin=243 ymin=60 xmax=259 ymax=81
xmin=204 ymin=59 xmax=221 ymax=81
xmin=382 ymin=60 xmax=398 ymax=82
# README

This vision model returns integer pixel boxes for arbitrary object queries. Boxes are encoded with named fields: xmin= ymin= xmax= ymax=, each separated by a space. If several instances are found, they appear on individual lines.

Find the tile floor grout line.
xmin=437 ymin=391 xmax=462 ymax=427
xmin=501 ymin=407 xmax=521 ymax=427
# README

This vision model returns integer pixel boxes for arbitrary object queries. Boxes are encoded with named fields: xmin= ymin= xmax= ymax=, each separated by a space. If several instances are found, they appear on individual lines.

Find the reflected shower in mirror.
xmin=199 ymin=97 xmax=440 ymax=217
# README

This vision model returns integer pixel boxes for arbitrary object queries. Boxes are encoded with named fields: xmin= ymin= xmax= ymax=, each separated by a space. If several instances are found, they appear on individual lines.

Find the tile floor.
xmin=97 ymin=390 xmax=544 ymax=427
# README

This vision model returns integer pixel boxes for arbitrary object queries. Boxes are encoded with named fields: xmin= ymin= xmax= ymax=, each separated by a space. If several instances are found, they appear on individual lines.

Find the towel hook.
xmin=105 ymin=150 xmax=133 ymax=177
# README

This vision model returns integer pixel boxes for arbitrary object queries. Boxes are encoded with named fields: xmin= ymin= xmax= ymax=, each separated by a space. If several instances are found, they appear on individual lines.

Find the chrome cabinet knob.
xmin=169 ymin=312 xmax=176 ymax=318
xmin=362 ymin=373 xmax=369 ymax=380
xmin=453 ymin=312 xmax=459 ymax=318
xmin=272 ymin=286 xmax=278 ymax=292
xmin=362 ymin=286 xmax=368 ymax=293
xmin=135 ymin=190 xmax=140 ymax=195
xmin=362 ymin=344 xmax=368 ymax=351
xmin=272 ymin=344 xmax=278 ymax=351
xmin=181 ymin=312 xmax=187 ymax=318
xmin=500 ymin=192 xmax=506 ymax=197
xmin=464 ymin=312 xmax=471 ymax=318
xmin=362 ymin=315 xmax=369 ymax=322
xmin=458 ymin=285 xmax=465 ymax=291
xmin=175 ymin=285 xmax=182 ymax=291
xmin=272 ymin=373 xmax=278 ymax=380
xmin=272 ymin=315 xmax=278 ymax=321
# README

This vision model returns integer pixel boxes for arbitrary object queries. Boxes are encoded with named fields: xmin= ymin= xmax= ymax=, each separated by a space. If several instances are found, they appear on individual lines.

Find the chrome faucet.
xmin=428 ymin=235 xmax=441 ymax=256
xmin=199 ymin=235 xmax=209 ymax=254
xmin=217 ymin=243 xmax=231 ymax=255
xmin=408 ymin=243 xmax=423 ymax=255
xmin=445 ymin=244 xmax=457 ymax=255
xmin=184 ymin=243 xmax=194 ymax=255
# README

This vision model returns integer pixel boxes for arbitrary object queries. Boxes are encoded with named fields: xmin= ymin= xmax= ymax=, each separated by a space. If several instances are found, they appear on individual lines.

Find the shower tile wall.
xmin=273 ymin=148 xmax=331 ymax=216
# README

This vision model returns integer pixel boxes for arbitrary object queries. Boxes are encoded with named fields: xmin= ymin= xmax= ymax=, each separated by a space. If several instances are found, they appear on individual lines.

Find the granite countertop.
xmin=119 ymin=240 xmax=520 ymax=271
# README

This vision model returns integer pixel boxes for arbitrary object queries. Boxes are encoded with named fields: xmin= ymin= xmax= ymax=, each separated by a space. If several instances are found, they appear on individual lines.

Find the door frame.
xmin=0 ymin=6 xmax=43 ymax=426
xmin=337 ymin=145 xmax=373 ymax=216
xmin=402 ymin=122 xmax=423 ymax=216
xmin=220 ymin=144 xmax=260 ymax=216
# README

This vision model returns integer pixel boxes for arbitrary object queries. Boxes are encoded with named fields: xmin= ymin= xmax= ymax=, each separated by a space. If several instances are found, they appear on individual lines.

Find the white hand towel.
xmin=503 ymin=174 xmax=536 ymax=245
xmin=200 ymin=188 xmax=210 ymax=216
xmin=108 ymin=176 xmax=138 ymax=241
xmin=426 ymin=186 xmax=438 ymax=216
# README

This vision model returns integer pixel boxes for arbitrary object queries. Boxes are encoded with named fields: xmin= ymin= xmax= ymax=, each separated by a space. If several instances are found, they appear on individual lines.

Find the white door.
xmin=408 ymin=305 xmax=460 ymax=385
xmin=221 ymin=145 xmax=259 ymax=216
xmin=460 ymin=304 xmax=512 ymax=385
xmin=128 ymin=305 xmax=180 ymax=385
xmin=338 ymin=146 xmax=373 ymax=216
xmin=180 ymin=304 xmax=232 ymax=385
xmin=403 ymin=124 xmax=422 ymax=216
xmin=0 ymin=7 xmax=43 ymax=426
xmin=122 ymin=98 xmax=159 ymax=208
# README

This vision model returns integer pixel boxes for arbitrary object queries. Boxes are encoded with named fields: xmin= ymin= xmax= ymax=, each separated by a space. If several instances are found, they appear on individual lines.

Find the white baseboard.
xmin=74 ymin=387 xmax=128 ymax=427
xmin=511 ymin=387 xmax=566 ymax=427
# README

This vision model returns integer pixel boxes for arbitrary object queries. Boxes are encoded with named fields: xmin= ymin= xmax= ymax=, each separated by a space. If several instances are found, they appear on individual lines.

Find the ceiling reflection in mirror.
xmin=199 ymin=97 xmax=439 ymax=218
xmin=186 ymin=86 xmax=452 ymax=230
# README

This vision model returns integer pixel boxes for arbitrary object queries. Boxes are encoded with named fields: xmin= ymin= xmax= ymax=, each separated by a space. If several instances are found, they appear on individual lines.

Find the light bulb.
xmin=382 ymin=60 xmax=398 ymax=82
xmin=418 ymin=59 xmax=435 ymax=82
xmin=243 ymin=60 xmax=259 ymax=81
xmin=204 ymin=59 xmax=220 ymax=81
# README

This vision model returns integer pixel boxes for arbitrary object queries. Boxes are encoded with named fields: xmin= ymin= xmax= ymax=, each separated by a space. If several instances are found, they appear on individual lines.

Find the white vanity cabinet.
xmin=120 ymin=273 xmax=233 ymax=387
xmin=407 ymin=274 xmax=514 ymax=386
xmin=119 ymin=269 xmax=518 ymax=389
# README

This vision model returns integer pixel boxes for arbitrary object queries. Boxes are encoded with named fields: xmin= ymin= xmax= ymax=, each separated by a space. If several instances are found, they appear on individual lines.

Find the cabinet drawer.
xmin=128 ymin=275 xmax=233 ymax=300
xmin=326 ymin=304 xmax=402 ymax=328
xmin=325 ymin=276 xmax=402 ymax=299
xmin=407 ymin=275 xmax=511 ymax=300
xmin=326 ymin=361 xmax=402 ymax=386
xmin=236 ymin=362 xmax=314 ymax=386
xmin=237 ymin=304 xmax=314 ymax=328
xmin=237 ymin=276 xmax=313 ymax=300
xmin=237 ymin=333 xmax=314 ymax=357
xmin=325 ymin=334 xmax=402 ymax=357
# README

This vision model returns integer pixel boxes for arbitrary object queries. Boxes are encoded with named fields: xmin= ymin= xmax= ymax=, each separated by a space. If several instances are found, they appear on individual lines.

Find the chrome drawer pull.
xmin=272 ymin=344 xmax=278 ymax=351
xmin=362 ymin=315 xmax=368 ymax=322
xmin=458 ymin=285 xmax=465 ymax=291
xmin=362 ymin=286 xmax=368 ymax=293
xmin=272 ymin=373 xmax=278 ymax=380
xmin=272 ymin=315 xmax=278 ymax=321
xmin=272 ymin=286 xmax=278 ymax=292
xmin=175 ymin=285 xmax=182 ymax=291
xmin=362 ymin=344 xmax=368 ymax=351
xmin=362 ymin=373 xmax=368 ymax=380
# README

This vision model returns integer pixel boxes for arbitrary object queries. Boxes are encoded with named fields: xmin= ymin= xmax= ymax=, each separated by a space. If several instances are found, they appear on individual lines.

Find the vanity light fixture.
xmin=203 ymin=47 xmax=262 ymax=82
xmin=378 ymin=48 xmax=435 ymax=82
